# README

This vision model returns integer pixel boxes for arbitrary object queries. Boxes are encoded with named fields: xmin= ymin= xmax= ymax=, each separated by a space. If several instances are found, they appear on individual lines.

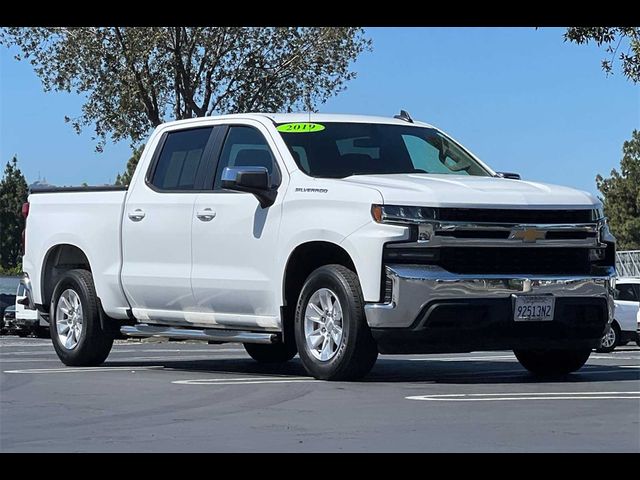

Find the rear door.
xmin=121 ymin=126 xmax=218 ymax=323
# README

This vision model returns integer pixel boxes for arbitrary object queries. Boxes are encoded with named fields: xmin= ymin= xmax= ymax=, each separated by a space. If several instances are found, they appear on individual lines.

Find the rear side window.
xmin=150 ymin=127 xmax=214 ymax=191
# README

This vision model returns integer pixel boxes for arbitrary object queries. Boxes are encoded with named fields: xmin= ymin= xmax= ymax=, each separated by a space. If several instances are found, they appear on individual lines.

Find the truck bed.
xmin=22 ymin=188 xmax=130 ymax=319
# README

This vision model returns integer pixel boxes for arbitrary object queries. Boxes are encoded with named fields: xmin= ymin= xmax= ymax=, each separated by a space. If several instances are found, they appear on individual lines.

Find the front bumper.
xmin=365 ymin=264 xmax=615 ymax=354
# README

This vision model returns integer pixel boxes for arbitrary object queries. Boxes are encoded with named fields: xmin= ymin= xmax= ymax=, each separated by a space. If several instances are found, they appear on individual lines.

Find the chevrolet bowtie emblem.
xmin=509 ymin=228 xmax=546 ymax=243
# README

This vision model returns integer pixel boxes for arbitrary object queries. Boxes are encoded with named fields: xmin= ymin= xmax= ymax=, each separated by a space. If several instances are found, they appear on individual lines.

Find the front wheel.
xmin=50 ymin=269 xmax=114 ymax=366
xmin=514 ymin=348 xmax=592 ymax=376
xmin=294 ymin=264 xmax=378 ymax=381
xmin=595 ymin=323 xmax=620 ymax=353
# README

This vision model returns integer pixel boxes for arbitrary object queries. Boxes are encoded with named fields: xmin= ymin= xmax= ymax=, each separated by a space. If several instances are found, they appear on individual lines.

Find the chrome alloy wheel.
xmin=55 ymin=289 xmax=83 ymax=350
xmin=304 ymin=288 xmax=344 ymax=361
xmin=601 ymin=327 xmax=616 ymax=349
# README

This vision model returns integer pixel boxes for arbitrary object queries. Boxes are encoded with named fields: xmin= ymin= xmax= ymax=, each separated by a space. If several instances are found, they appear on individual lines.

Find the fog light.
xmin=589 ymin=248 xmax=605 ymax=261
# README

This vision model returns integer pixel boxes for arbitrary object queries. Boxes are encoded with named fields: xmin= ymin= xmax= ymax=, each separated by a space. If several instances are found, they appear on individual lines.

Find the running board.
xmin=120 ymin=324 xmax=279 ymax=344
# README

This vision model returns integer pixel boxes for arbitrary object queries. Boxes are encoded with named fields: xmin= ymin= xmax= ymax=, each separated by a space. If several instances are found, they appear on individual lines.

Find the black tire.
xmin=595 ymin=322 xmax=620 ymax=353
xmin=294 ymin=264 xmax=378 ymax=381
xmin=50 ymin=269 xmax=114 ymax=366
xmin=17 ymin=330 xmax=29 ymax=338
xmin=244 ymin=342 xmax=297 ymax=363
xmin=514 ymin=348 xmax=592 ymax=376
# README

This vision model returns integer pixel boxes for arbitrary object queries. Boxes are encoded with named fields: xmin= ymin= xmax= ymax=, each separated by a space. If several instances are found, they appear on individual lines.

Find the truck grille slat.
xmin=438 ymin=247 xmax=590 ymax=275
xmin=437 ymin=209 xmax=594 ymax=224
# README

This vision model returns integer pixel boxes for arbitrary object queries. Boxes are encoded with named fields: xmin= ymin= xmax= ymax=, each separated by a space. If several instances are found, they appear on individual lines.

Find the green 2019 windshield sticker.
xmin=276 ymin=122 xmax=325 ymax=133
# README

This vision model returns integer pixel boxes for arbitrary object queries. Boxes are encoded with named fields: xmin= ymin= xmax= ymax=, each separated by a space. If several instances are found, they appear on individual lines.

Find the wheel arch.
xmin=41 ymin=243 xmax=92 ymax=310
xmin=282 ymin=241 xmax=357 ymax=309
xmin=280 ymin=241 xmax=358 ymax=342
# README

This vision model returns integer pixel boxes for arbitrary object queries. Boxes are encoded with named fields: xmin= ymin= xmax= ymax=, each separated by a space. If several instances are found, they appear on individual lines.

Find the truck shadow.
xmin=103 ymin=357 xmax=640 ymax=385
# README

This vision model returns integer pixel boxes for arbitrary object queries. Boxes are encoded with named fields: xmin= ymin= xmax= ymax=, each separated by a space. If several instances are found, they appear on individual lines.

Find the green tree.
xmin=0 ymin=156 xmax=29 ymax=271
xmin=596 ymin=131 xmax=640 ymax=250
xmin=115 ymin=147 xmax=143 ymax=186
xmin=564 ymin=27 xmax=640 ymax=83
xmin=0 ymin=27 xmax=370 ymax=152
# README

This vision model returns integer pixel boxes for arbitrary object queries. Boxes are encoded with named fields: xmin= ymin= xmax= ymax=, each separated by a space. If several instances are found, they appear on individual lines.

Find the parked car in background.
xmin=597 ymin=277 xmax=640 ymax=352
xmin=0 ymin=276 xmax=19 ymax=334
xmin=3 ymin=305 xmax=18 ymax=334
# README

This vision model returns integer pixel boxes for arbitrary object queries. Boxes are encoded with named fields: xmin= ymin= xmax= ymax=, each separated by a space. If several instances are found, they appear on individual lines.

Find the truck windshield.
xmin=276 ymin=122 xmax=491 ymax=178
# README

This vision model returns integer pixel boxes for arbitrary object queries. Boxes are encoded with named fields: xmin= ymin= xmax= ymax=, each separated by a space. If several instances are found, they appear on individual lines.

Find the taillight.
xmin=21 ymin=202 xmax=29 ymax=255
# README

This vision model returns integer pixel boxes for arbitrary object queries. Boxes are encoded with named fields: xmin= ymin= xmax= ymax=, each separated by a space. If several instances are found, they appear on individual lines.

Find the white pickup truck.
xmin=21 ymin=112 xmax=616 ymax=380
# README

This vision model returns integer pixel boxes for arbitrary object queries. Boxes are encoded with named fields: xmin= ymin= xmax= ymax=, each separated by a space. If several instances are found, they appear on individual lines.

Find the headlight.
xmin=371 ymin=204 xmax=437 ymax=224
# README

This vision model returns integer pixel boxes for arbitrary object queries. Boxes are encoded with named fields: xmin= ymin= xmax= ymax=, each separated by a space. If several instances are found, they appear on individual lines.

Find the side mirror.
xmin=495 ymin=172 xmax=521 ymax=180
xmin=221 ymin=166 xmax=277 ymax=208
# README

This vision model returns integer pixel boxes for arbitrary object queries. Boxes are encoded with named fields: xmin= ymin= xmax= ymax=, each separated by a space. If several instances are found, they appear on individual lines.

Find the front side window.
xmin=214 ymin=126 xmax=279 ymax=189
xmin=277 ymin=122 xmax=490 ymax=178
xmin=149 ymin=127 xmax=214 ymax=191
xmin=616 ymin=284 xmax=639 ymax=302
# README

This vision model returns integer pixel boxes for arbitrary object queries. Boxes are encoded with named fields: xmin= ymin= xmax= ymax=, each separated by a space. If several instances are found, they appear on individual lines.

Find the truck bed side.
xmin=23 ymin=189 xmax=131 ymax=319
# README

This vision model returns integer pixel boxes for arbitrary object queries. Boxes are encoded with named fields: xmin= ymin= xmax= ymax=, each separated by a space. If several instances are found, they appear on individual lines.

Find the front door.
xmin=191 ymin=124 xmax=284 ymax=330
xmin=121 ymin=126 xmax=217 ymax=323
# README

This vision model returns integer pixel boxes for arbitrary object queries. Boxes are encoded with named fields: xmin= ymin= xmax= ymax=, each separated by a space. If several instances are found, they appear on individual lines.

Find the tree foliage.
xmin=0 ymin=27 xmax=370 ymax=151
xmin=596 ymin=131 xmax=640 ymax=250
xmin=115 ymin=146 xmax=144 ymax=186
xmin=0 ymin=156 xmax=28 ymax=271
xmin=564 ymin=27 xmax=640 ymax=83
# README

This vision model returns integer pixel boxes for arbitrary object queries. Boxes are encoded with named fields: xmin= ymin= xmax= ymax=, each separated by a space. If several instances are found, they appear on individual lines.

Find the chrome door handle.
xmin=128 ymin=209 xmax=146 ymax=221
xmin=196 ymin=208 xmax=216 ymax=222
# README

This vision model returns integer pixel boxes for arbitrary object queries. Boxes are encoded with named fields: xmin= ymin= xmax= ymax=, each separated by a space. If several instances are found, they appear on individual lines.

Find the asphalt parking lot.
xmin=0 ymin=336 xmax=638 ymax=452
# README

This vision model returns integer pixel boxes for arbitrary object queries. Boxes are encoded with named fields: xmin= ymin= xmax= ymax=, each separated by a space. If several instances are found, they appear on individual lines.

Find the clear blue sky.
xmin=1 ymin=27 xmax=638 ymax=195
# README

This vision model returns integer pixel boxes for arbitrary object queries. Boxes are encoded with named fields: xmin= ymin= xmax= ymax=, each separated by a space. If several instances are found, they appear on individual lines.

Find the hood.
xmin=342 ymin=174 xmax=599 ymax=209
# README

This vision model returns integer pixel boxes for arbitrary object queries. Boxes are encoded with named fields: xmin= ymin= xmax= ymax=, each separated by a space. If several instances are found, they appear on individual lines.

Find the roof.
xmin=159 ymin=112 xmax=435 ymax=129
xmin=260 ymin=112 xmax=434 ymax=128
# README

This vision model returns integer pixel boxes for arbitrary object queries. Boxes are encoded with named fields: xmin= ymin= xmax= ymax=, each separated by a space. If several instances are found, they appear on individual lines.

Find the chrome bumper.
xmin=18 ymin=274 xmax=36 ymax=310
xmin=364 ymin=264 xmax=616 ymax=328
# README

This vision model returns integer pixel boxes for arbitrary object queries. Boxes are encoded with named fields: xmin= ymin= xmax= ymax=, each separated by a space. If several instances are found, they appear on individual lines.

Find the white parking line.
xmin=173 ymin=376 xmax=318 ymax=386
xmin=406 ymin=391 xmax=640 ymax=402
xmin=4 ymin=366 xmax=165 ymax=374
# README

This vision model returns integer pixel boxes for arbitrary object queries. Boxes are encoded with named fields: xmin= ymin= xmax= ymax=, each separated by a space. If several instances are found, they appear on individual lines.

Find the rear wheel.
xmin=514 ymin=348 xmax=591 ymax=376
xmin=595 ymin=322 xmax=620 ymax=353
xmin=243 ymin=342 xmax=297 ymax=363
xmin=294 ymin=265 xmax=378 ymax=381
xmin=50 ymin=269 xmax=114 ymax=366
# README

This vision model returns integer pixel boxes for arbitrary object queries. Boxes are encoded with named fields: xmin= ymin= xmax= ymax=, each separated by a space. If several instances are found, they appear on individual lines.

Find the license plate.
xmin=513 ymin=295 xmax=555 ymax=321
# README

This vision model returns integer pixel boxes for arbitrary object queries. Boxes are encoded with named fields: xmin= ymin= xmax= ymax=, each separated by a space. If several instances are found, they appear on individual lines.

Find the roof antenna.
xmin=394 ymin=109 xmax=414 ymax=123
